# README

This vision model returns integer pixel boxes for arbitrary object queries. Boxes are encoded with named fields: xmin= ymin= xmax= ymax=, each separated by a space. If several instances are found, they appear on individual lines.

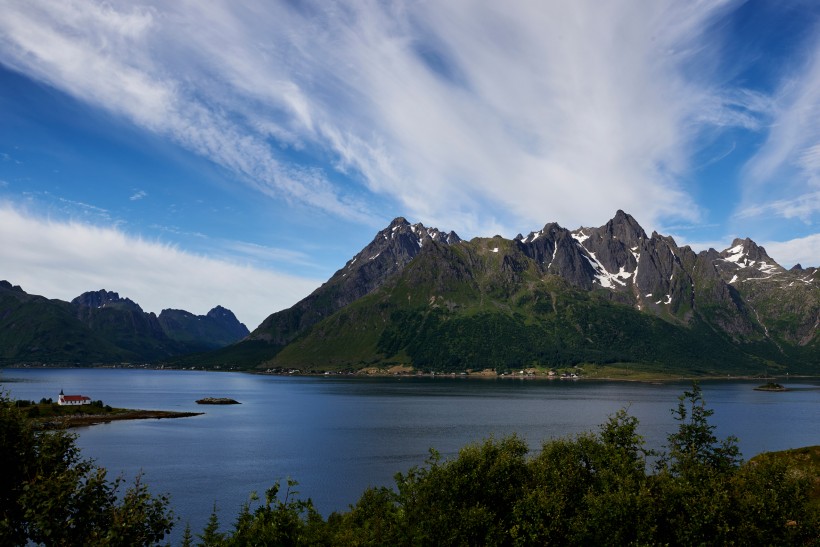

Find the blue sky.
xmin=1 ymin=0 xmax=819 ymax=328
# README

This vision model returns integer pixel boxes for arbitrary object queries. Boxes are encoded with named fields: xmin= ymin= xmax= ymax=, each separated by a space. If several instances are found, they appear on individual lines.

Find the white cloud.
xmin=0 ymin=0 xmax=766 ymax=238
xmin=220 ymin=240 xmax=318 ymax=270
xmin=0 ymin=203 xmax=321 ymax=328
xmin=734 ymin=191 xmax=820 ymax=223
xmin=760 ymin=233 xmax=820 ymax=269
xmin=129 ymin=190 xmax=147 ymax=201
xmin=0 ymin=0 xmax=371 ymax=224
xmin=741 ymin=27 xmax=820 ymax=223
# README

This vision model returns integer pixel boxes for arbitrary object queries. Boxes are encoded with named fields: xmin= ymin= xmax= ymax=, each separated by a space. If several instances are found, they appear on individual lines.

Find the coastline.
xmin=3 ymin=363 xmax=818 ymax=384
xmin=37 ymin=409 xmax=203 ymax=429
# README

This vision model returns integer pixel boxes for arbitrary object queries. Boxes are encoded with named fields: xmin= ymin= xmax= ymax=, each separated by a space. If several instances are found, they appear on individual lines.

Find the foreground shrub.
xmin=207 ymin=384 xmax=818 ymax=546
xmin=0 ymin=394 xmax=174 ymax=546
xmin=4 ymin=384 xmax=817 ymax=545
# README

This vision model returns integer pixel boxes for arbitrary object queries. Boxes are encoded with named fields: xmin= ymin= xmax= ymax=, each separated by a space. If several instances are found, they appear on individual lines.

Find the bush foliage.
xmin=0 ymin=393 xmax=174 ymax=545
xmin=2 ymin=384 xmax=817 ymax=545
xmin=195 ymin=384 xmax=819 ymax=546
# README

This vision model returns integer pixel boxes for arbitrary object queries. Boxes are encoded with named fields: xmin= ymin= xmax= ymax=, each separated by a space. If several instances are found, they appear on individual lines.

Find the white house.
xmin=58 ymin=389 xmax=91 ymax=406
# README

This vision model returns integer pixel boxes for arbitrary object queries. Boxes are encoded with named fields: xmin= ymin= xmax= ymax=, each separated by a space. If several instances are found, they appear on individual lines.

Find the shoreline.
xmin=3 ymin=364 xmax=818 ymax=384
xmin=37 ymin=409 xmax=203 ymax=429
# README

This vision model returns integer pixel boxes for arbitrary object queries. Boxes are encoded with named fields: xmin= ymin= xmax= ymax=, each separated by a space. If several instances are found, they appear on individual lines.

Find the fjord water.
xmin=3 ymin=368 xmax=818 ymax=538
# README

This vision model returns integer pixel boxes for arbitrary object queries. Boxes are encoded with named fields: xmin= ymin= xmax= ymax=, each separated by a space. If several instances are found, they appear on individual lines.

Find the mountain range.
xmin=199 ymin=210 xmax=817 ymax=375
xmin=0 ymin=283 xmax=248 ymax=365
xmin=2 ymin=210 xmax=816 ymax=375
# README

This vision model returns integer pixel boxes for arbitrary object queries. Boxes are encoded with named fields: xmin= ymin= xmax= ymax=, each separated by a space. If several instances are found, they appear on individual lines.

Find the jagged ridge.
xmin=221 ymin=211 xmax=817 ymax=373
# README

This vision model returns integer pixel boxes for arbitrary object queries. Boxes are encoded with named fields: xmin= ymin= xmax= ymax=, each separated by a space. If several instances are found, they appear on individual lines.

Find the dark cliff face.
xmin=575 ymin=209 xmax=647 ymax=279
xmin=71 ymin=289 xmax=142 ymax=311
xmin=158 ymin=306 xmax=249 ymax=349
xmin=513 ymin=212 xmax=701 ymax=322
xmin=516 ymin=223 xmax=598 ymax=289
xmin=206 ymin=306 xmax=249 ymax=338
xmin=71 ymin=290 xmax=175 ymax=357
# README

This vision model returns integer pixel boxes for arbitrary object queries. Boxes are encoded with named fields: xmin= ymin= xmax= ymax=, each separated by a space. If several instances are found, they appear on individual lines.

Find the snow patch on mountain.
xmin=722 ymin=244 xmax=781 ymax=274
xmin=581 ymin=249 xmax=633 ymax=288
xmin=571 ymin=230 xmax=590 ymax=244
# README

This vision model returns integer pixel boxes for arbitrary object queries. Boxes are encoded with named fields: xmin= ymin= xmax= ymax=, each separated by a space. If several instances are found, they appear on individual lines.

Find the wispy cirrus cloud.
xmin=0 ymin=0 xmax=783 ymax=237
xmin=740 ymin=27 xmax=820 ymax=225
xmin=219 ymin=240 xmax=319 ymax=270
xmin=0 ymin=0 xmax=372 ymax=224
xmin=734 ymin=191 xmax=820 ymax=223
xmin=0 ymin=202 xmax=320 ymax=327
xmin=129 ymin=190 xmax=147 ymax=201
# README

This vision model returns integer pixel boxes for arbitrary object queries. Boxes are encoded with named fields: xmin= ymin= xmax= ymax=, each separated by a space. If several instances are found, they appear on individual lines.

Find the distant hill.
xmin=0 ymin=281 xmax=134 ymax=364
xmin=0 ymin=282 xmax=248 ymax=365
xmin=157 ymin=306 xmax=250 ymax=351
xmin=200 ymin=211 xmax=818 ymax=375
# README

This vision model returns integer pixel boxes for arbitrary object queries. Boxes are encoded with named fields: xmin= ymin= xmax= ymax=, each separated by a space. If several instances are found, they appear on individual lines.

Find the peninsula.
xmin=11 ymin=398 xmax=202 ymax=429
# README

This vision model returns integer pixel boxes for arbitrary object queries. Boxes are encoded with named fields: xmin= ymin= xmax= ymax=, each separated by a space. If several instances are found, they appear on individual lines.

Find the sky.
xmin=1 ymin=0 xmax=819 ymax=329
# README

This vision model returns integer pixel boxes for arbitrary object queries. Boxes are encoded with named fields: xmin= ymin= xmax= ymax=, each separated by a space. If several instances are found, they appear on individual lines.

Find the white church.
xmin=57 ymin=389 xmax=91 ymax=406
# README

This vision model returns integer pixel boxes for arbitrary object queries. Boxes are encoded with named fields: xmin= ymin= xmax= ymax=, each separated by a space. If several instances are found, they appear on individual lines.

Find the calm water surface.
xmin=2 ymin=368 xmax=818 ymax=539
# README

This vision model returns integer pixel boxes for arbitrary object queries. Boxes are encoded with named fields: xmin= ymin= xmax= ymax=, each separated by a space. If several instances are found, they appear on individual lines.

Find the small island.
xmin=10 ymin=397 xmax=202 ymax=429
xmin=754 ymin=382 xmax=787 ymax=392
xmin=196 ymin=397 xmax=240 ymax=405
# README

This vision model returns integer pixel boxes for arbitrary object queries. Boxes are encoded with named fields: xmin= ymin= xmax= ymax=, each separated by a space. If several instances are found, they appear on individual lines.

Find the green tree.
xmin=394 ymin=436 xmax=529 ymax=546
xmin=652 ymin=383 xmax=749 ymax=545
xmin=195 ymin=384 xmax=818 ymax=546
xmin=180 ymin=522 xmax=194 ymax=547
xmin=198 ymin=504 xmax=225 ymax=547
xmin=226 ymin=480 xmax=325 ymax=546
xmin=662 ymin=382 xmax=741 ymax=477
xmin=511 ymin=411 xmax=655 ymax=545
xmin=0 ymin=394 xmax=174 ymax=546
xmin=326 ymin=486 xmax=402 ymax=546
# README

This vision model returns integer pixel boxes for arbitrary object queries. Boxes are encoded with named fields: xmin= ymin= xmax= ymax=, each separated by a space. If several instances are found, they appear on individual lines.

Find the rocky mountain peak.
xmin=725 ymin=237 xmax=771 ymax=262
xmin=720 ymin=237 xmax=782 ymax=274
xmin=206 ymin=305 xmax=248 ymax=331
xmin=386 ymin=216 xmax=410 ymax=230
xmin=604 ymin=210 xmax=648 ymax=246
xmin=560 ymin=211 xmax=652 ymax=291
xmin=347 ymin=218 xmax=460 ymax=271
xmin=207 ymin=305 xmax=233 ymax=319
xmin=519 ymin=222 xmax=563 ymax=245
xmin=252 ymin=217 xmax=461 ymax=345
xmin=71 ymin=289 xmax=142 ymax=311
xmin=0 ymin=280 xmax=24 ymax=293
